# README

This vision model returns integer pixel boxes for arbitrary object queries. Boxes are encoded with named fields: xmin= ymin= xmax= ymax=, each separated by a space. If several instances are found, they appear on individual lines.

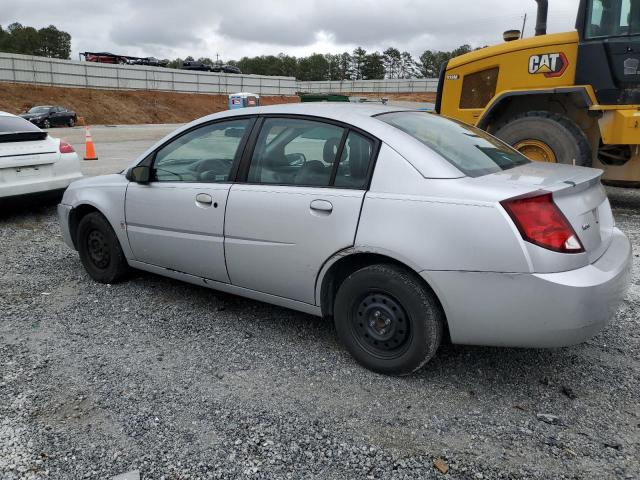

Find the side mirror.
xmin=127 ymin=165 xmax=151 ymax=184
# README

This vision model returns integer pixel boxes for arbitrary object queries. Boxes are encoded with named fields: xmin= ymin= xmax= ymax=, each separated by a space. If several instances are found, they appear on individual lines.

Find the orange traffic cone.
xmin=84 ymin=126 xmax=98 ymax=161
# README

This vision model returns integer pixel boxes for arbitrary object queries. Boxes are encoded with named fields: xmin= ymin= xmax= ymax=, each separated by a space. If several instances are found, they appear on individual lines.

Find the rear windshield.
xmin=0 ymin=116 xmax=42 ymax=133
xmin=377 ymin=111 xmax=530 ymax=177
xmin=0 ymin=116 xmax=46 ymax=143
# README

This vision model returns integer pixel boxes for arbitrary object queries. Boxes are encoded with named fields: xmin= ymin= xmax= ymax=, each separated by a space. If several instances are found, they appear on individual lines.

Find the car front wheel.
xmin=76 ymin=212 xmax=130 ymax=283
xmin=334 ymin=264 xmax=444 ymax=376
xmin=43 ymin=119 xmax=51 ymax=129
xmin=68 ymin=117 xmax=75 ymax=127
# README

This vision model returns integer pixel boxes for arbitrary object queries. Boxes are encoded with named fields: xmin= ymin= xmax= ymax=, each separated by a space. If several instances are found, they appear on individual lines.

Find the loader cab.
xmin=576 ymin=0 xmax=640 ymax=104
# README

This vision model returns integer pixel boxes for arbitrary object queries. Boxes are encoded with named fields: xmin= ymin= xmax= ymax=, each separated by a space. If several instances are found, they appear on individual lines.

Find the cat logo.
xmin=528 ymin=52 xmax=569 ymax=78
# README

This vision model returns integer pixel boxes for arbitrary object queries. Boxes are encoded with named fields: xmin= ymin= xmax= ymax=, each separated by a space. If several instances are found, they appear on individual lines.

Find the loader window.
xmin=459 ymin=68 xmax=499 ymax=109
xmin=586 ymin=0 xmax=640 ymax=38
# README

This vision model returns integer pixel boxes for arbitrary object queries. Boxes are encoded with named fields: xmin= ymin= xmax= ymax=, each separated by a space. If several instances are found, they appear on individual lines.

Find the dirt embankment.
xmin=0 ymin=82 xmax=299 ymax=125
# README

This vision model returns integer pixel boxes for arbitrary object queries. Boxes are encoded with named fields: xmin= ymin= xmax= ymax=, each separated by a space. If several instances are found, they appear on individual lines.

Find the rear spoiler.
xmin=0 ymin=131 xmax=48 ymax=143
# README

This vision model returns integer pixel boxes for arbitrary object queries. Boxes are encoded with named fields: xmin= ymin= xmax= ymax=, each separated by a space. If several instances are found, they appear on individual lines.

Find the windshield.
xmin=377 ymin=111 xmax=530 ymax=178
xmin=586 ymin=0 xmax=640 ymax=38
xmin=28 ymin=106 xmax=51 ymax=114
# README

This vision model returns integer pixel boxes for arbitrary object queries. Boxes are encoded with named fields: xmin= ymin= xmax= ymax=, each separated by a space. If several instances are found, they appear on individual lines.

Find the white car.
xmin=0 ymin=111 xmax=82 ymax=200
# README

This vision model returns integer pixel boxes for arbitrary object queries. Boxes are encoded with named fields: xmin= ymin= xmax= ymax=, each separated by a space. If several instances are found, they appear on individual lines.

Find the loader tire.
xmin=494 ymin=111 xmax=592 ymax=167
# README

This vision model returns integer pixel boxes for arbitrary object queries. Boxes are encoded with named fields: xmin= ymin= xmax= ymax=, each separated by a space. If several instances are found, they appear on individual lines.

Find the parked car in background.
xmin=221 ymin=65 xmax=241 ymax=74
xmin=181 ymin=61 xmax=213 ymax=72
xmin=20 ymin=106 xmax=77 ymax=129
xmin=131 ymin=57 xmax=168 ymax=67
xmin=182 ymin=62 xmax=242 ymax=74
xmin=57 ymin=104 xmax=631 ymax=375
xmin=1 ymin=111 xmax=82 ymax=200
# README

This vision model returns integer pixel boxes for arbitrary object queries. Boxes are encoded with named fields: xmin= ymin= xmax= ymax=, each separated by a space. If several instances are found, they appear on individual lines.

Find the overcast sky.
xmin=2 ymin=0 xmax=580 ymax=61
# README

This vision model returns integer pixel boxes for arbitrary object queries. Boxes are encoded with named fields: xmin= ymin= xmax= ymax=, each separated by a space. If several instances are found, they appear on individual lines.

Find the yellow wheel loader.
xmin=436 ymin=0 xmax=640 ymax=184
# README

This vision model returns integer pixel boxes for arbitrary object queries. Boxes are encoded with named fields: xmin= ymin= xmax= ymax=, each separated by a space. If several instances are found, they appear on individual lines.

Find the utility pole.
xmin=521 ymin=13 xmax=528 ymax=38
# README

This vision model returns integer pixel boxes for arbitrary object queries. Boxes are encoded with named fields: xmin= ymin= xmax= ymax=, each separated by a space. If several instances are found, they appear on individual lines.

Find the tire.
xmin=334 ymin=264 xmax=444 ymax=376
xmin=42 ymin=119 xmax=51 ymax=129
xmin=494 ymin=111 xmax=592 ymax=167
xmin=76 ymin=212 xmax=130 ymax=283
xmin=68 ymin=117 xmax=75 ymax=127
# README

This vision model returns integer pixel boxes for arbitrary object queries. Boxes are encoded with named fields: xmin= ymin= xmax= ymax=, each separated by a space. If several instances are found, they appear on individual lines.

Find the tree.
xmin=278 ymin=53 xmax=298 ymax=77
xmin=337 ymin=52 xmax=352 ymax=80
xmin=351 ymin=47 xmax=367 ymax=80
xmin=298 ymin=53 xmax=330 ymax=81
xmin=0 ymin=22 xmax=71 ymax=59
xmin=399 ymin=51 xmax=418 ymax=79
xmin=383 ymin=47 xmax=402 ymax=78
xmin=5 ymin=23 xmax=39 ymax=55
xmin=417 ymin=44 xmax=472 ymax=78
xmin=361 ymin=52 xmax=385 ymax=80
xmin=36 ymin=25 xmax=71 ymax=59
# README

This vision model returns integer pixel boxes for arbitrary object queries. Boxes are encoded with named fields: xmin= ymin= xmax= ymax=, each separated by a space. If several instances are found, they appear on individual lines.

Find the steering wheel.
xmin=154 ymin=168 xmax=184 ymax=181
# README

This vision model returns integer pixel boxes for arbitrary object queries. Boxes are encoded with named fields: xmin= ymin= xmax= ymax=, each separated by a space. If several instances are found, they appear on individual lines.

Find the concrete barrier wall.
xmin=0 ymin=52 xmax=439 ymax=96
xmin=0 ymin=52 xmax=298 ymax=96
xmin=296 ymin=79 xmax=439 ymax=94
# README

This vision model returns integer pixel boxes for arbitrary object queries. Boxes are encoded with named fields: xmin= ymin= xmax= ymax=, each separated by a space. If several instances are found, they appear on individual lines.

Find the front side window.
xmin=247 ymin=118 xmax=345 ymax=186
xmin=586 ymin=0 xmax=640 ymax=38
xmin=152 ymin=119 xmax=250 ymax=183
xmin=377 ymin=111 xmax=529 ymax=178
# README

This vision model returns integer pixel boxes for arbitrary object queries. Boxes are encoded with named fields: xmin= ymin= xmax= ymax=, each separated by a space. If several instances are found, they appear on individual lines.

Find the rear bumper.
xmin=0 ymin=173 xmax=83 ymax=199
xmin=423 ymin=228 xmax=632 ymax=348
xmin=57 ymin=203 xmax=75 ymax=250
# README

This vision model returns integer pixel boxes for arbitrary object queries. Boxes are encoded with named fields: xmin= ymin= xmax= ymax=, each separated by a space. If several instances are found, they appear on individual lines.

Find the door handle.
xmin=196 ymin=193 xmax=213 ymax=205
xmin=310 ymin=199 xmax=333 ymax=213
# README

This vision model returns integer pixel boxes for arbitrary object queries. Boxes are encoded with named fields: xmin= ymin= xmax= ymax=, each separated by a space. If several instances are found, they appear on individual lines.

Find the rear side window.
xmin=334 ymin=132 xmax=374 ymax=189
xmin=459 ymin=68 xmax=499 ymax=109
xmin=247 ymin=118 xmax=345 ymax=187
xmin=0 ymin=116 xmax=46 ymax=143
xmin=377 ymin=111 xmax=529 ymax=178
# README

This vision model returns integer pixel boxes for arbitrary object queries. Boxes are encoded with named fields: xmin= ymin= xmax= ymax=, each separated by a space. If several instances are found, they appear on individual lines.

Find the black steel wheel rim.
xmin=351 ymin=291 xmax=411 ymax=359
xmin=87 ymin=229 xmax=110 ymax=269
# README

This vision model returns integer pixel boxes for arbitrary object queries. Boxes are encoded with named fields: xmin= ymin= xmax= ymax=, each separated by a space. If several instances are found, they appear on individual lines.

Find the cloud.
xmin=1 ymin=0 xmax=580 ymax=60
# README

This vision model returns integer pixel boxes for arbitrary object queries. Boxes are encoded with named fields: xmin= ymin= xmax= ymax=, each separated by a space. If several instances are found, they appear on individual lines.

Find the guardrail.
xmin=296 ymin=79 xmax=439 ymax=94
xmin=0 ymin=52 xmax=298 ymax=96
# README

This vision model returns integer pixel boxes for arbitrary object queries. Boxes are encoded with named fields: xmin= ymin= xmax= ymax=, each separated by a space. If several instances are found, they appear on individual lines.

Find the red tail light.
xmin=59 ymin=140 xmax=75 ymax=154
xmin=501 ymin=192 xmax=584 ymax=254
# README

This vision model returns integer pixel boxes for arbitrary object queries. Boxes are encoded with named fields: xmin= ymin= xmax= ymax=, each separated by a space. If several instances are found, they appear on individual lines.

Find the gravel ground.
xmin=0 ymin=187 xmax=638 ymax=480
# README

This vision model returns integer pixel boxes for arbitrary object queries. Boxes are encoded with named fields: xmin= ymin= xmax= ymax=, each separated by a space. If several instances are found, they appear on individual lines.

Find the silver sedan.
xmin=58 ymin=104 xmax=632 ymax=375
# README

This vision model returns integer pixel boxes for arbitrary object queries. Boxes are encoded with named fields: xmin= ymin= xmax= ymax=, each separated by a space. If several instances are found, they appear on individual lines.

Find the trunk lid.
xmin=485 ymin=162 xmax=614 ymax=264
xmin=0 ymin=137 xmax=62 ymax=187
xmin=0 ymin=137 xmax=60 ymax=167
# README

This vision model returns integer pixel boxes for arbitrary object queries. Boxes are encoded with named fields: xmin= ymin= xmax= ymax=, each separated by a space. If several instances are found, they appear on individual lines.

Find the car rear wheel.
xmin=68 ymin=117 xmax=75 ymax=127
xmin=494 ymin=111 xmax=591 ymax=167
xmin=76 ymin=212 xmax=130 ymax=283
xmin=42 ymin=119 xmax=51 ymax=129
xmin=334 ymin=264 xmax=443 ymax=376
